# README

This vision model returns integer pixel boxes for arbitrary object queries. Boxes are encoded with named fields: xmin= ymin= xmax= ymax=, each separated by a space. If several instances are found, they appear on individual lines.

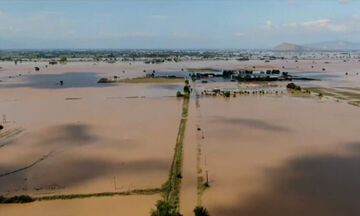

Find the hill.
xmin=273 ymin=43 xmax=310 ymax=52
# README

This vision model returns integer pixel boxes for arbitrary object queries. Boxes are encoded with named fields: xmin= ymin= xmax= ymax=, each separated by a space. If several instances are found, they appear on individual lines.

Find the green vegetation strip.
xmin=304 ymin=87 xmax=360 ymax=108
xmin=152 ymin=96 xmax=189 ymax=216
xmin=305 ymin=87 xmax=342 ymax=98
xmin=36 ymin=188 xmax=162 ymax=201
xmin=0 ymin=188 xmax=162 ymax=203
xmin=163 ymin=96 xmax=189 ymax=205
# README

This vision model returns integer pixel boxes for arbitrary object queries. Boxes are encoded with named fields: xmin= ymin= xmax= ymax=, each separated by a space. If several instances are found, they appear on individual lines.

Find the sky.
xmin=0 ymin=0 xmax=360 ymax=49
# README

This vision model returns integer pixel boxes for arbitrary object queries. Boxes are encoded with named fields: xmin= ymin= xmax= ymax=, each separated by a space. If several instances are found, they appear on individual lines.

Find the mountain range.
xmin=273 ymin=41 xmax=360 ymax=51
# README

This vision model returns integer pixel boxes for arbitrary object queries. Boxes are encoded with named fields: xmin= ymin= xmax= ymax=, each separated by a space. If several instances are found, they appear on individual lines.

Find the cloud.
xmin=283 ymin=22 xmax=298 ymax=28
xmin=259 ymin=20 xmax=274 ymax=31
xmin=302 ymin=19 xmax=349 ymax=32
xmin=172 ymin=32 xmax=191 ymax=39
xmin=98 ymin=32 xmax=157 ymax=39
xmin=265 ymin=20 xmax=273 ymax=30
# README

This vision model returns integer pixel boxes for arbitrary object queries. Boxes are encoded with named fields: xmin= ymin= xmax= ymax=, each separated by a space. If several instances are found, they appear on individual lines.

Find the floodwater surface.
xmin=189 ymin=96 xmax=360 ymax=216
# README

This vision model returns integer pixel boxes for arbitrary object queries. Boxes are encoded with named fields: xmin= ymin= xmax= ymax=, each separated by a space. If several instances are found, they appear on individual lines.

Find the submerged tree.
xmin=286 ymin=83 xmax=301 ymax=91
xmin=193 ymin=206 xmax=209 ymax=216
xmin=151 ymin=200 xmax=180 ymax=216
xmin=184 ymin=85 xmax=190 ymax=94
xmin=176 ymin=91 xmax=183 ymax=97
xmin=224 ymin=91 xmax=231 ymax=97
xmin=60 ymin=56 xmax=67 ymax=62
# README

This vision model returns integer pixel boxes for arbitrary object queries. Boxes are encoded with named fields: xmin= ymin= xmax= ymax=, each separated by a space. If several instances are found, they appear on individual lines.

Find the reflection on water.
xmin=211 ymin=116 xmax=291 ymax=132
xmin=213 ymin=142 xmax=360 ymax=216
xmin=150 ymin=71 xmax=190 ymax=78
xmin=147 ymin=84 xmax=183 ymax=91
xmin=0 ymin=72 xmax=111 ymax=89
xmin=291 ymin=72 xmax=340 ymax=81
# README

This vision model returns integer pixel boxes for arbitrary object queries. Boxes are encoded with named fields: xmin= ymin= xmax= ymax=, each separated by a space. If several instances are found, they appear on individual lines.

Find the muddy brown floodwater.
xmin=187 ymin=96 xmax=360 ymax=216
xmin=0 ymin=60 xmax=360 ymax=215
xmin=0 ymin=195 xmax=160 ymax=216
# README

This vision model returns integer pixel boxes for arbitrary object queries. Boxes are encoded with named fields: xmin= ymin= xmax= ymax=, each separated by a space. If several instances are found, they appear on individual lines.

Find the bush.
xmin=60 ymin=56 xmax=67 ymax=62
xmin=286 ymin=83 xmax=296 ymax=89
xmin=194 ymin=206 xmax=209 ymax=216
xmin=184 ymin=85 xmax=190 ymax=94
xmin=0 ymin=195 xmax=34 ymax=203
xmin=286 ymin=83 xmax=301 ymax=91
xmin=176 ymin=91 xmax=183 ymax=97
xmin=224 ymin=91 xmax=230 ymax=97
xmin=151 ymin=200 xmax=180 ymax=216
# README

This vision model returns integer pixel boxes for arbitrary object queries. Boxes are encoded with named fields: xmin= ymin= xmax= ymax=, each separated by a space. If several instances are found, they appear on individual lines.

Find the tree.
xmin=176 ymin=91 xmax=183 ymax=97
xmin=286 ymin=83 xmax=301 ymax=91
xmin=184 ymin=85 xmax=190 ymax=94
xmin=0 ymin=195 xmax=34 ymax=203
xmin=151 ymin=200 xmax=180 ymax=216
xmin=194 ymin=206 xmax=209 ymax=216
xmin=60 ymin=56 xmax=67 ymax=62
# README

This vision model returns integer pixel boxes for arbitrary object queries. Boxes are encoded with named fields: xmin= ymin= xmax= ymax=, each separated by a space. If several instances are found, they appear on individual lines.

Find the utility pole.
xmin=206 ymin=171 xmax=209 ymax=186
xmin=113 ymin=176 xmax=117 ymax=191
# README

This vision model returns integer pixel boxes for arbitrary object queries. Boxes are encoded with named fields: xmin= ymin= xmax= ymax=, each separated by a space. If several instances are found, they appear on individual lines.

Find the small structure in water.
xmin=203 ymin=86 xmax=285 ymax=97
xmin=97 ymin=76 xmax=120 ymax=83
xmin=49 ymin=60 xmax=58 ymax=65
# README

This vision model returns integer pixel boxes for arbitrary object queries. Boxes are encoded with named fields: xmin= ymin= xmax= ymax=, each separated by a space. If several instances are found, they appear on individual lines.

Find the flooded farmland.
xmin=1 ymin=59 xmax=360 ymax=216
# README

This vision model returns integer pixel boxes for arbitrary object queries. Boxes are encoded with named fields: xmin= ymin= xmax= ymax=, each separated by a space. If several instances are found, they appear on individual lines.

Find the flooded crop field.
xmin=0 ymin=59 xmax=360 ymax=216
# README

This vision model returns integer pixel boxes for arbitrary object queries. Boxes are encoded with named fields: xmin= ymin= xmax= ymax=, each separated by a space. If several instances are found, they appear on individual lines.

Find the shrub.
xmin=151 ymin=200 xmax=180 ymax=216
xmin=287 ymin=83 xmax=301 ymax=91
xmin=60 ymin=56 xmax=67 ymax=62
xmin=176 ymin=91 xmax=183 ymax=97
xmin=224 ymin=91 xmax=230 ymax=97
xmin=194 ymin=206 xmax=209 ymax=216
xmin=286 ymin=83 xmax=296 ymax=89
xmin=184 ymin=85 xmax=190 ymax=94
xmin=0 ymin=195 xmax=34 ymax=203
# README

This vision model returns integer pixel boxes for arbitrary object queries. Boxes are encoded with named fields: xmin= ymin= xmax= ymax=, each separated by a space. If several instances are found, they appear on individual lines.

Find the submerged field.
xmin=187 ymin=96 xmax=360 ymax=216
xmin=0 ymin=59 xmax=360 ymax=215
xmin=0 ymin=195 xmax=160 ymax=216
